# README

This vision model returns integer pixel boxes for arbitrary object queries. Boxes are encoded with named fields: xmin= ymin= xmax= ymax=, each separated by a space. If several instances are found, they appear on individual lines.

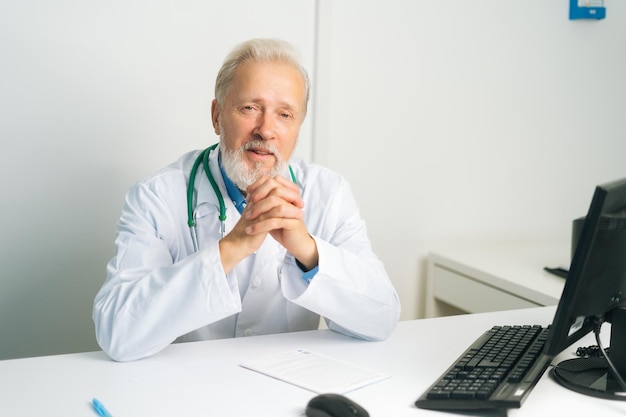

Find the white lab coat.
xmin=93 ymin=146 xmax=400 ymax=361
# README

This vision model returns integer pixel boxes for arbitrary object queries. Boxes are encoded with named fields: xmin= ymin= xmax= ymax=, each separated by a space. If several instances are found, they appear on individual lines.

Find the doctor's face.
xmin=211 ymin=60 xmax=306 ymax=189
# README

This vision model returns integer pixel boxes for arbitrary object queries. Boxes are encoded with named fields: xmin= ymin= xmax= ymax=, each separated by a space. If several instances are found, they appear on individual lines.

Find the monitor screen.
xmin=546 ymin=177 xmax=626 ymax=356
xmin=546 ymin=177 xmax=626 ymax=397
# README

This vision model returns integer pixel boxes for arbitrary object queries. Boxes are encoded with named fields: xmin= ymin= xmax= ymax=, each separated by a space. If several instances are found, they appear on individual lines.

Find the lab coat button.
xmin=252 ymin=278 xmax=262 ymax=287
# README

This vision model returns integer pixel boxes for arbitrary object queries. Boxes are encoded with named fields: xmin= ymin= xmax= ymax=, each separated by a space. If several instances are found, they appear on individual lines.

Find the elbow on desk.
xmin=93 ymin=324 xmax=166 ymax=362
xmin=92 ymin=305 xmax=167 ymax=362
xmin=97 ymin=342 xmax=140 ymax=363
xmin=327 ymin=301 xmax=401 ymax=342
xmin=327 ymin=319 xmax=396 ymax=342
xmin=93 ymin=325 xmax=140 ymax=362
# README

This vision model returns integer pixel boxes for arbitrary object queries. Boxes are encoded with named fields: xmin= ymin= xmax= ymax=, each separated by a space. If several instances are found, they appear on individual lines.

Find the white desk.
xmin=426 ymin=242 xmax=570 ymax=317
xmin=1 ymin=306 xmax=624 ymax=417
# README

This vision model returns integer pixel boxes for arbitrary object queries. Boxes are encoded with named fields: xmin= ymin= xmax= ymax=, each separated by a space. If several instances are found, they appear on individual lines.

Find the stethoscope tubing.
xmin=187 ymin=143 xmax=223 ymax=251
xmin=187 ymin=143 xmax=297 ymax=252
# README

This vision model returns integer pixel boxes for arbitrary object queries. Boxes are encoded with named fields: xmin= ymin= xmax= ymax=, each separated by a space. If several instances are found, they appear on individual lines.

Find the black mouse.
xmin=305 ymin=393 xmax=369 ymax=417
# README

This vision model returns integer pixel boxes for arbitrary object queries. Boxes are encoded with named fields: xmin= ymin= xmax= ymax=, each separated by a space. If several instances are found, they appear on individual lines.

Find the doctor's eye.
xmin=240 ymin=105 xmax=259 ymax=114
xmin=279 ymin=111 xmax=294 ymax=120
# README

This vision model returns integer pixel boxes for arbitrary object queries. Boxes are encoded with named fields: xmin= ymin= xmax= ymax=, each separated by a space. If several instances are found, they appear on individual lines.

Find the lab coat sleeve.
xmin=281 ymin=172 xmax=401 ymax=341
xmin=92 ymin=180 xmax=241 ymax=362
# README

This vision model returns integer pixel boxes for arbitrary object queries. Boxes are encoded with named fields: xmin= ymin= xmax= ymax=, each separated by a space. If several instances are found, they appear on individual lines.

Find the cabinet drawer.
xmin=433 ymin=266 xmax=540 ymax=313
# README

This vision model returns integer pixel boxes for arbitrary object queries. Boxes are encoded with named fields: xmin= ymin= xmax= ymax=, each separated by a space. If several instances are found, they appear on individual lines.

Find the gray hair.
xmin=214 ymin=38 xmax=310 ymax=117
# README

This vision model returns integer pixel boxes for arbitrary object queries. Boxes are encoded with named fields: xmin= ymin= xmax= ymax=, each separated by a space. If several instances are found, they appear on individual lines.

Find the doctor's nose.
xmin=253 ymin=112 xmax=277 ymax=141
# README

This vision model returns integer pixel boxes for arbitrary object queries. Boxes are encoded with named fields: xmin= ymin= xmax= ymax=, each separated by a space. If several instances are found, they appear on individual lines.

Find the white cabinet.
xmin=425 ymin=242 xmax=569 ymax=317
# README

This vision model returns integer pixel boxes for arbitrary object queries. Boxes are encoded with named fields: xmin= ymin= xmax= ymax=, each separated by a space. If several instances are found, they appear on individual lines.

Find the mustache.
xmin=244 ymin=140 xmax=278 ymax=155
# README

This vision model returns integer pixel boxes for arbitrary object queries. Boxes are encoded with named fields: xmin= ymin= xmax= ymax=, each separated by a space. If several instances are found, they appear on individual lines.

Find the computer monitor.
xmin=545 ymin=177 xmax=626 ymax=398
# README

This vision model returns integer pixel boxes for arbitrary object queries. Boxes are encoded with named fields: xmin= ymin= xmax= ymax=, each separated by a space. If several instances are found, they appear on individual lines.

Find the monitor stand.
xmin=550 ymin=307 xmax=626 ymax=400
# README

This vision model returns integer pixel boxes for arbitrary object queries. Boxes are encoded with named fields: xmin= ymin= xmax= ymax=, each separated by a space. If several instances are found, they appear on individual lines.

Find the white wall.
xmin=2 ymin=0 xmax=625 ymax=360
xmin=314 ymin=1 xmax=626 ymax=320
xmin=0 ymin=0 xmax=316 ymax=359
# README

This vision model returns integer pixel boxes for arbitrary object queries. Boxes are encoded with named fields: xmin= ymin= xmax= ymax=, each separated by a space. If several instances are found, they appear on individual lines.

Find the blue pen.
xmin=92 ymin=398 xmax=114 ymax=417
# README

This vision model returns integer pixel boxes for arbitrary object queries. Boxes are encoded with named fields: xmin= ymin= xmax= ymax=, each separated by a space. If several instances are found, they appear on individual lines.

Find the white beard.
xmin=220 ymin=138 xmax=288 ymax=191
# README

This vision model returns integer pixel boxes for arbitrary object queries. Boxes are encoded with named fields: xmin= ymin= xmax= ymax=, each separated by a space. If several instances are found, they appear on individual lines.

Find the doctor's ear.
xmin=211 ymin=99 xmax=221 ymax=135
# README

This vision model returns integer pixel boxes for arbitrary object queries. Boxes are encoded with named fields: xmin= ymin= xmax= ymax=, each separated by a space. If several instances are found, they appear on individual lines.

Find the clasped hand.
xmin=218 ymin=175 xmax=318 ymax=274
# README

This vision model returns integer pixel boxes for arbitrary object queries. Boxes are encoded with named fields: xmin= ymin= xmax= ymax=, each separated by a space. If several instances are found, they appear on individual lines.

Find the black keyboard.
xmin=415 ymin=325 xmax=552 ymax=410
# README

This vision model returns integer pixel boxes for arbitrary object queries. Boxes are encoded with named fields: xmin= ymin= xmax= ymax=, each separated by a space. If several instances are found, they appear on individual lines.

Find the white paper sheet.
xmin=240 ymin=349 xmax=389 ymax=394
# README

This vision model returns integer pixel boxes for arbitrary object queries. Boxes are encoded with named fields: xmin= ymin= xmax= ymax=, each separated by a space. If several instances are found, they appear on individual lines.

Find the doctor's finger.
xmin=246 ymin=175 xmax=271 ymax=192
xmin=246 ymin=197 xmax=304 ymax=222
xmin=247 ymin=177 xmax=302 ymax=208
xmin=245 ymin=215 xmax=304 ymax=236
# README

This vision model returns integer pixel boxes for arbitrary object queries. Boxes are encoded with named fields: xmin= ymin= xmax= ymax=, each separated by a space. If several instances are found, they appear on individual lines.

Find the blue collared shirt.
xmin=218 ymin=152 xmax=318 ymax=283
xmin=218 ymin=154 xmax=247 ymax=216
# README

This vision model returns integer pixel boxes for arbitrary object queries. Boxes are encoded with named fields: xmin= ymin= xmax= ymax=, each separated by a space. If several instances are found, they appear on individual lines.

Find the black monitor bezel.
xmin=545 ymin=177 xmax=626 ymax=357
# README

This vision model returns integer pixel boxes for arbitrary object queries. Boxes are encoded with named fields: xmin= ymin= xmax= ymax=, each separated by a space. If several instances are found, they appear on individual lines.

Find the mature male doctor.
xmin=93 ymin=38 xmax=401 ymax=362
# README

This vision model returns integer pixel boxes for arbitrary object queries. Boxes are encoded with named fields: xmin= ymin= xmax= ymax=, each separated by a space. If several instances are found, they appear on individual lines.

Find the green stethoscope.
xmin=187 ymin=143 xmax=297 ymax=252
